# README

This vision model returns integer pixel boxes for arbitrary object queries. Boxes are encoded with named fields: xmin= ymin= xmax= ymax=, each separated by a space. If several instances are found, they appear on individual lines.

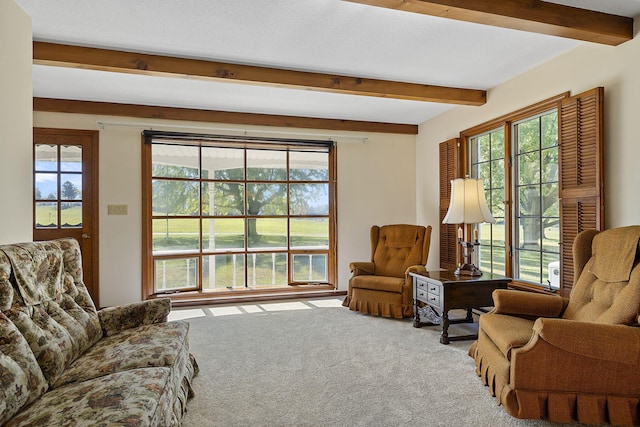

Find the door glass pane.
xmin=35 ymin=202 xmax=58 ymax=228
xmin=152 ymin=145 xmax=200 ymax=178
xmin=60 ymin=174 xmax=82 ymax=200
xmin=60 ymin=145 xmax=82 ymax=172
xmin=290 ymin=218 xmax=328 ymax=249
xmin=247 ymin=149 xmax=286 ymax=181
xmin=289 ymin=183 xmax=329 ymax=215
xmin=289 ymin=151 xmax=328 ymax=181
xmin=202 ymin=218 xmax=245 ymax=252
xmin=203 ymin=254 xmax=245 ymax=289
xmin=247 ymin=252 xmax=287 ymax=287
xmin=35 ymin=173 xmax=58 ymax=200
xmin=292 ymin=254 xmax=327 ymax=282
xmin=154 ymin=258 xmax=198 ymax=291
xmin=248 ymin=218 xmax=287 ymax=249
xmin=152 ymin=218 xmax=200 ymax=253
xmin=202 ymin=147 xmax=244 ymax=180
xmin=61 ymin=202 xmax=82 ymax=228
xmin=35 ymin=144 xmax=57 ymax=171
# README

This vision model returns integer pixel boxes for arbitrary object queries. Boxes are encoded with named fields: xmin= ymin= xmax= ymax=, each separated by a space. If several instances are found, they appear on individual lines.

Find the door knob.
xmin=82 ymin=233 xmax=91 ymax=239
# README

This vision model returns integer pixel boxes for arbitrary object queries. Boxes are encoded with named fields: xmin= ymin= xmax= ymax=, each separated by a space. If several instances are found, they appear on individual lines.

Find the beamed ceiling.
xmin=16 ymin=0 xmax=640 ymax=133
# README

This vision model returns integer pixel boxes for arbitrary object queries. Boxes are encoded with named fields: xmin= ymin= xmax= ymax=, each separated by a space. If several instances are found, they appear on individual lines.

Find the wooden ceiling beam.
xmin=345 ymin=0 xmax=633 ymax=46
xmin=33 ymin=98 xmax=418 ymax=135
xmin=33 ymin=42 xmax=486 ymax=106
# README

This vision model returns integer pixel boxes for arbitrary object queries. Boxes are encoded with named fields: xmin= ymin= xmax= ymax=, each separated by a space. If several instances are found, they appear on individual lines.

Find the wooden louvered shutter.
xmin=559 ymin=87 xmax=604 ymax=297
xmin=439 ymin=138 xmax=460 ymax=270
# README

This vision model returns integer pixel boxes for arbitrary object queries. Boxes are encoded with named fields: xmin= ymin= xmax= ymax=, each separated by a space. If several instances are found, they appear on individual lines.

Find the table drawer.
xmin=417 ymin=288 xmax=441 ymax=307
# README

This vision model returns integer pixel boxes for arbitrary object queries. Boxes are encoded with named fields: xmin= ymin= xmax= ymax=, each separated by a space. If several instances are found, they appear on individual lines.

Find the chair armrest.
xmin=349 ymin=262 xmax=375 ymax=277
xmin=405 ymin=265 xmax=426 ymax=277
xmin=533 ymin=318 xmax=640 ymax=365
xmin=492 ymin=289 xmax=567 ymax=319
xmin=98 ymin=298 xmax=171 ymax=337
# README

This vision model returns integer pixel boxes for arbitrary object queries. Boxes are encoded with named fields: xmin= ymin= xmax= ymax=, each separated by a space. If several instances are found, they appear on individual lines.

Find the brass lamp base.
xmin=454 ymin=263 xmax=483 ymax=276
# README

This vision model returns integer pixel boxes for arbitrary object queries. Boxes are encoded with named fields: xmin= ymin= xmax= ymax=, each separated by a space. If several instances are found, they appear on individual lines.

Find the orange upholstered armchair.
xmin=342 ymin=224 xmax=432 ymax=319
xmin=469 ymin=226 xmax=640 ymax=426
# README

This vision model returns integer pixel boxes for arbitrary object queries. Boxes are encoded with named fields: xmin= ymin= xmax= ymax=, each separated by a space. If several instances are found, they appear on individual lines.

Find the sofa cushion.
xmin=0 ymin=252 xmax=13 ymax=311
xmin=54 ymin=321 xmax=190 ymax=388
xmin=5 ymin=367 xmax=174 ymax=427
xmin=0 ymin=312 xmax=48 ymax=425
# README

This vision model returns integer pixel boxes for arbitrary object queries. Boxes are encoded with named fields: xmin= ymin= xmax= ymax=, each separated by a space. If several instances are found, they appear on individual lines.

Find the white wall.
xmin=32 ymin=113 xmax=417 ymax=306
xmin=418 ymin=21 xmax=640 ymax=268
xmin=0 ymin=0 xmax=32 ymax=244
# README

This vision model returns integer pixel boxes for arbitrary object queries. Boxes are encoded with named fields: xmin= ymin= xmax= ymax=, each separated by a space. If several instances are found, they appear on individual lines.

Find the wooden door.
xmin=33 ymin=128 xmax=99 ymax=305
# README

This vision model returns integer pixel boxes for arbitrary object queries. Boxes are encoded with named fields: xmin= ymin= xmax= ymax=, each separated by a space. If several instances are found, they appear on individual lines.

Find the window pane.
xmin=290 ymin=183 xmax=329 ymax=215
xmin=491 ymin=248 xmax=506 ymax=276
xmin=61 ymin=202 xmax=82 ymax=228
xmin=247 ymin=149 xmax=286 ymax=181
xmin=541 ymin=183 xmax=559 ymax=217
xmin=490 ymin=159 xmax=504 ymax=188
xmin=543 ymin=252 xmax=560 ymax=287
xmin=246 ymin=184 xmax=286 ymax=215
xmin=203 ymin=254 xmax=245 ymax=289
xmin=517 ymin=118 xmax=540 ymax=153
xmin=290 ymin=218 xmax=329 ymax=249
xmin=248 ymin=218 xmax=287 ymax=249
xmin=541 ymin=111 xmax=558 ymax=149
xmin=202 ymin=218 xmax=245 ymax=252
xmin=289 ymin=151 xmax=328 ymax=181
xmin=247 ymin=252 xmax=287 ymax=287
xmin=35 ymin=173 xmax=57 ymax=200
xmin=153 ymin=218 xmax=200 ymax=253
xmin=543 ymin=220 xmax=560 ymax=252
xmin=490 ymin=130 xmax=504 ymax=160
xmin=518 ymin=151 xmax=540 ymax=185
xmin=152 ymin=180 xmax=200 ymax=216
xmin=155 ymin=258 xmax=198 ymax=291
xmin=60 ymin=145 xmax=82 ymax=172
xmin=60 ymin=174 xmax=82 ymax=200
xmin=152 ymin=145 xmax=200 ymax=178
xmin=491 ymin=221 xmax=505 ymax=248
xmin=35 ymin=202 xmax=57 ymax=228
xmin=35 ymin=144 xmax=57 ymax=171
xmin=477 ymin=134 xmax=490 ymax=162
xmin=202 ymin=182 xmax=244 ymax=216
xmin=519 ymin=218 xmax=541 ymax=250
xmin=489 ymin=189 xmax=504 ymax=218
xmin=542 ymin=148 xmax=558 ymax=183
xmin=519 ymin=185 xmax=540 ymax=217
xmin=292 ymin=254 xmax=327 ymax=282
xmin=477 ymin=162 xmax=490 ymax=183
xmin=202 ymin=146 xmax=244 ymax=180
xmin=518 ymin=250 xmax=541 ymax=283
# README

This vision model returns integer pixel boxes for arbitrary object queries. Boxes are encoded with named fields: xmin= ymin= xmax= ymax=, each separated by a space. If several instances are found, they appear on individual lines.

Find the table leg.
xmin=465 ymin=308 xmax=473 ymax=322
xmin=440 ymin=310 xmax=450 ymax=344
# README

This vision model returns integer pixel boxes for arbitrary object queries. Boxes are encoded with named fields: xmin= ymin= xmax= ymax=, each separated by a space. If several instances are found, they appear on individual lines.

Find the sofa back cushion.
xmin=0 ymin=312 xmax=48 ymax=425
xmin=372 ymin=225 xmax=427 ymax=278
xmin=0 ymin=239 xmax=102 ymax=386
xmin=563 ymin=227 xmax=640 ymax=325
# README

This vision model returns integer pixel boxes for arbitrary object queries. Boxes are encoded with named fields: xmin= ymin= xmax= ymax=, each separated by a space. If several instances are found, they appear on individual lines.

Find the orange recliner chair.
xmin=469 ymin=226 xmax=640 ymax=426
xmin=342 ymin=224 xmax=432 ymax=319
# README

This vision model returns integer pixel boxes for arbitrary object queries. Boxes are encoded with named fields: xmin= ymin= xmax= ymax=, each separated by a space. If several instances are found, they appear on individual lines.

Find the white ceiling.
xmin=15 ymin=0 xmax=640 ymax=126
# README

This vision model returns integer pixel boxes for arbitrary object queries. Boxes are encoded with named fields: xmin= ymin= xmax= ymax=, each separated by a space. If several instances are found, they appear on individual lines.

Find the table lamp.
xmin=442 ymin=177 xmax=495 ymax=276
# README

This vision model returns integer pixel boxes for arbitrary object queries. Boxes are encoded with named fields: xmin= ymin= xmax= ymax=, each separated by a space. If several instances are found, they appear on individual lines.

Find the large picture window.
xmin=142 ymin=131 xmax=336 ymax=300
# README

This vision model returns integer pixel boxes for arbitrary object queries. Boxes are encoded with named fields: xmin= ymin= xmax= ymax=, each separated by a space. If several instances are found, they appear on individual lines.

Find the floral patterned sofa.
xmin=0 ymin=238 xmax=198 ymax=426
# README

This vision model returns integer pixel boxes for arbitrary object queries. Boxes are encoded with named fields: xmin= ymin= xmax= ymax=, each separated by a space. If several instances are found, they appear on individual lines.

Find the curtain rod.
xmin=95 ymin=120 xmax=368 ymax=143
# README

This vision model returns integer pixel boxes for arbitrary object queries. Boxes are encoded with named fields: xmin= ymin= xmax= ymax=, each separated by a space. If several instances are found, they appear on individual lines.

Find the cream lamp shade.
xmin=442 ymin=178 xmax=495 ymax=225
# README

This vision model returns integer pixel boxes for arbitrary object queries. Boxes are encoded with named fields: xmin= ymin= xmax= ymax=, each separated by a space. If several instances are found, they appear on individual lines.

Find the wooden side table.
xmin=410 ymin=271 xmax=510 ymax=344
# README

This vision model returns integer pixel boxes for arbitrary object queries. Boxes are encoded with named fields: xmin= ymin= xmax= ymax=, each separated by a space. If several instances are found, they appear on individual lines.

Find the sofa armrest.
xmin=492 ymin=289 xmax=567 ymax=319
xmin=98 ymin=298 xmax=171 ymax=337
xmin=349 ymin=262 xmax=375 ymax=277
xmin=533 ymin=318 xmax=640 ymax=365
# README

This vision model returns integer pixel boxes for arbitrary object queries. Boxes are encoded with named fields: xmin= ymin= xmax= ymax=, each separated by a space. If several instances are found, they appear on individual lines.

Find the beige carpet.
xmin=174 ymin=299 xmax=594 ymax=427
